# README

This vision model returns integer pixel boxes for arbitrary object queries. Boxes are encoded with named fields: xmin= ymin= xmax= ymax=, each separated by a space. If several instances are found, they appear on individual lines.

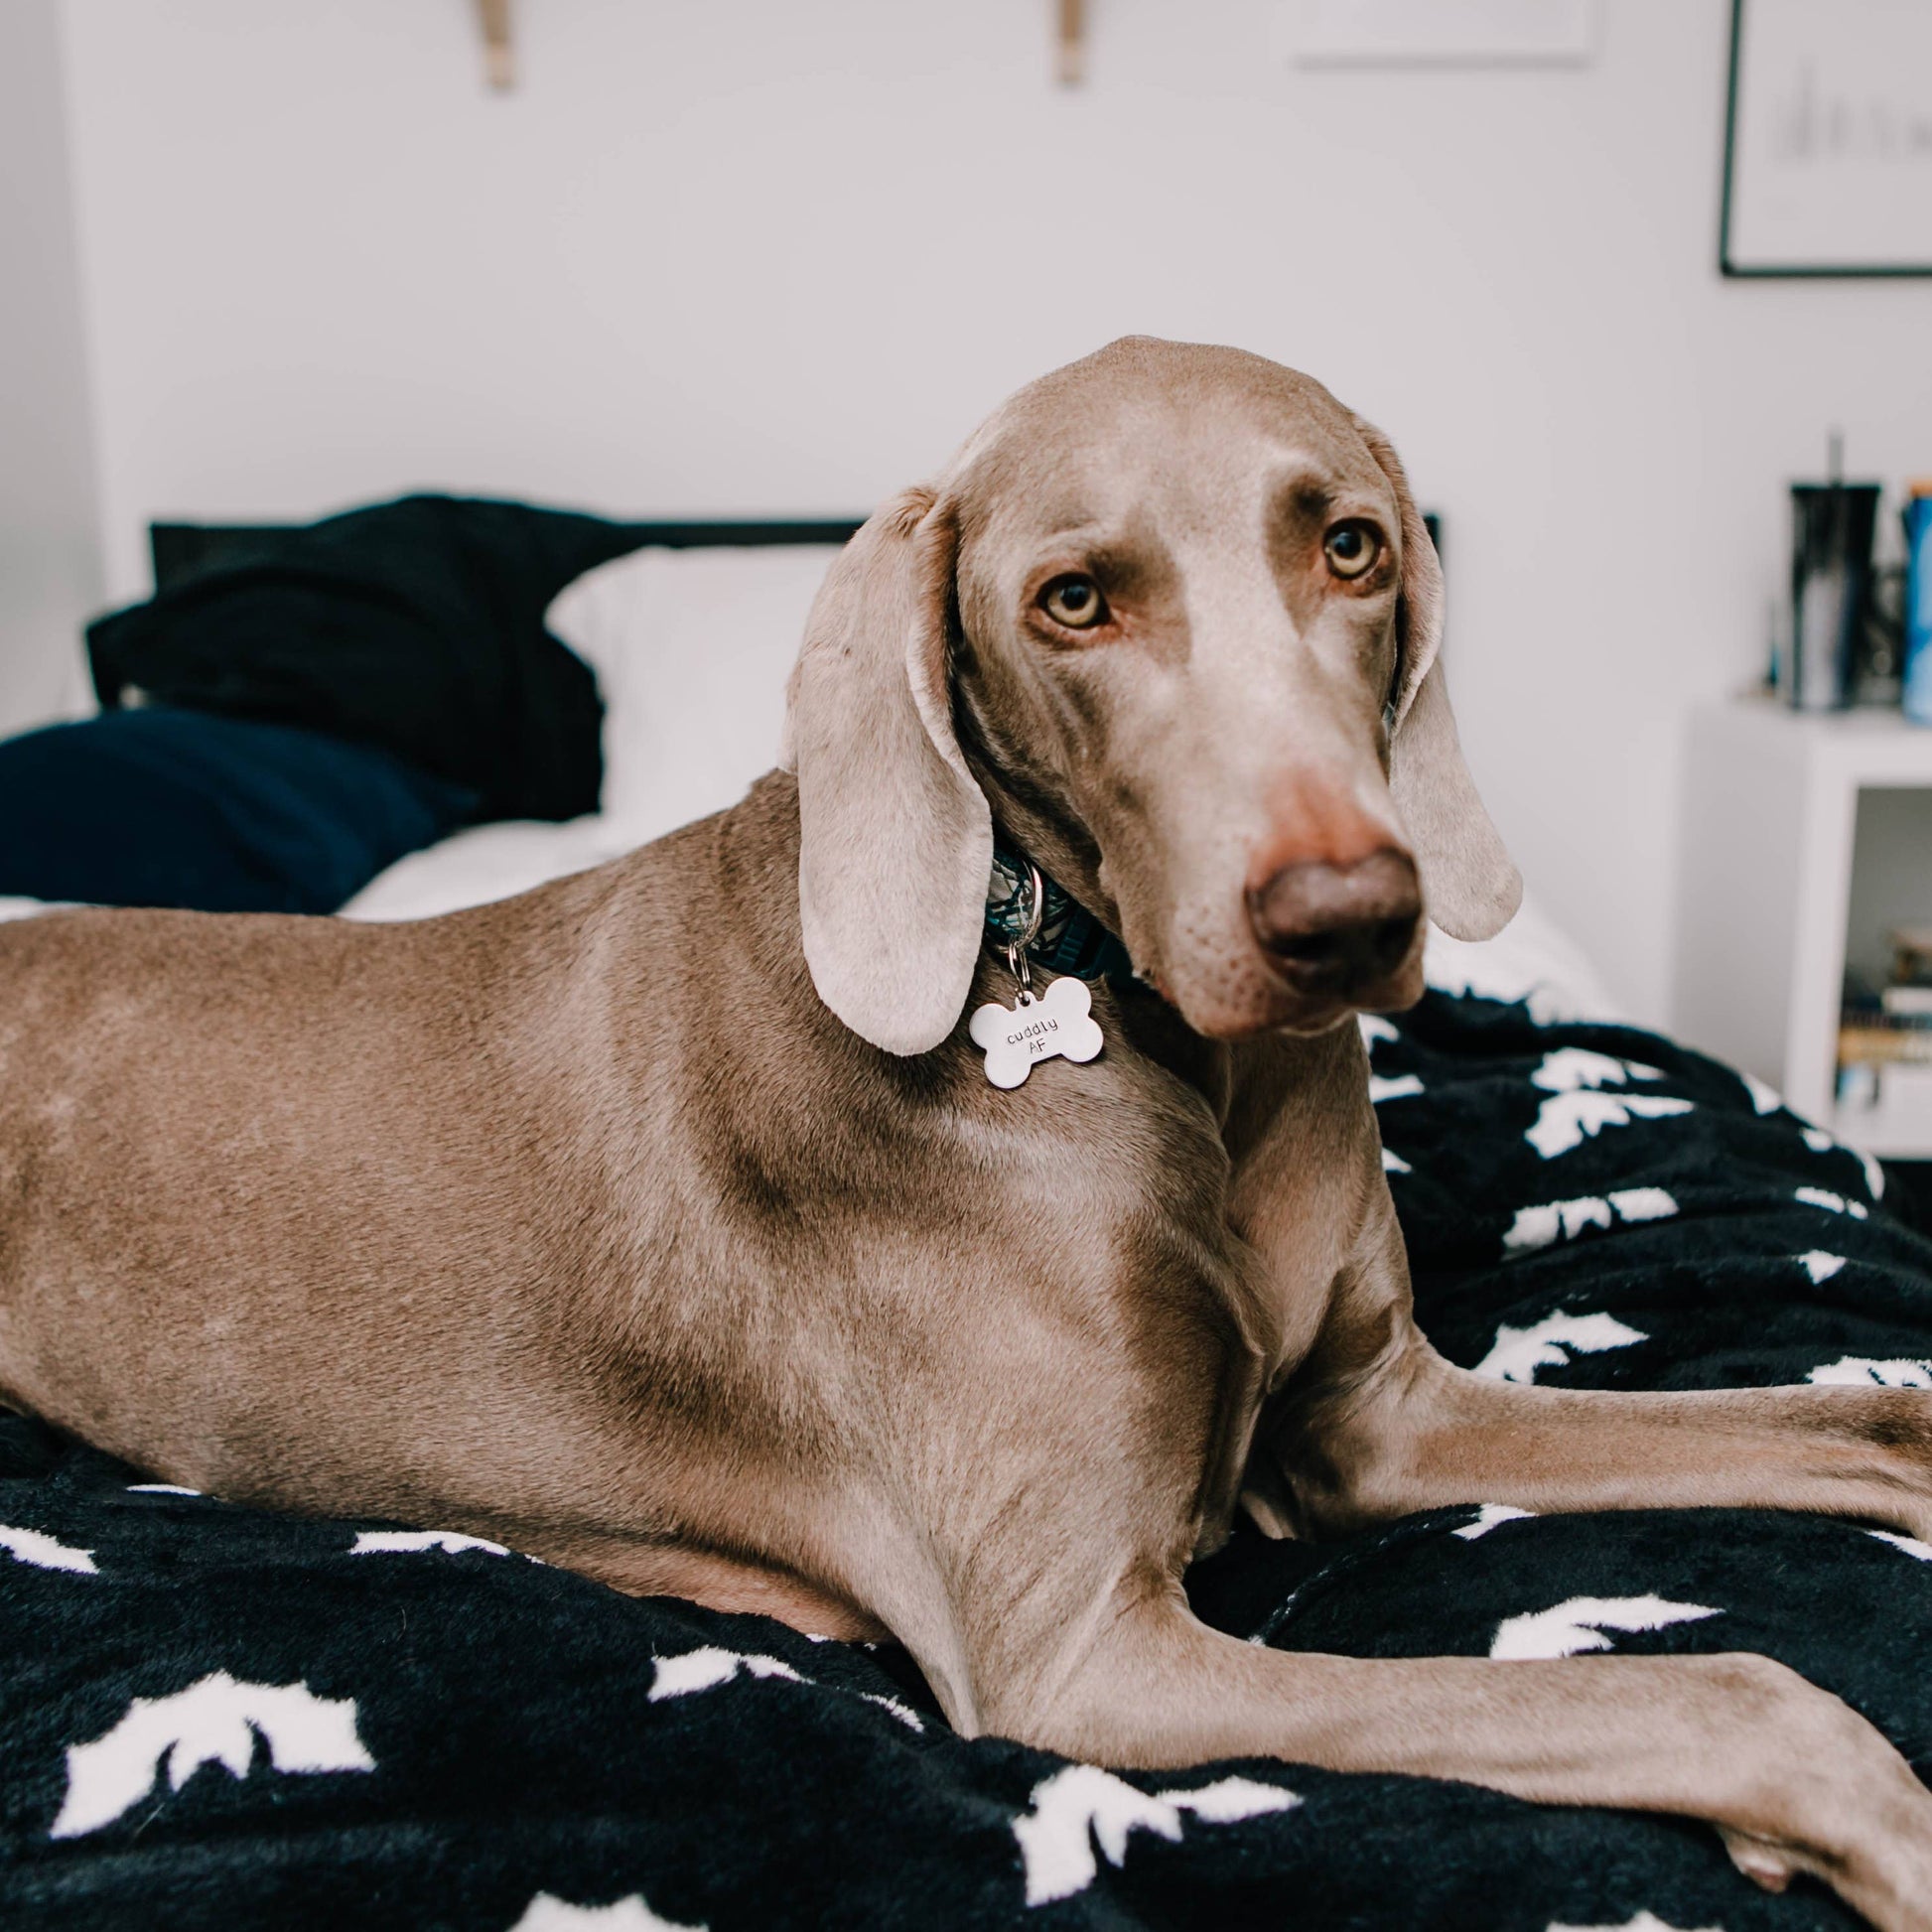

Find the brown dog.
xmin=5 ymin=338 xmax=1932 ymax=1928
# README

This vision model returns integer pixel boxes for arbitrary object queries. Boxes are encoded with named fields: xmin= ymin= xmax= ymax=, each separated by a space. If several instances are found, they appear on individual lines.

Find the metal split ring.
xmin=1003 ymin=860 xmax=1044 ymax=1000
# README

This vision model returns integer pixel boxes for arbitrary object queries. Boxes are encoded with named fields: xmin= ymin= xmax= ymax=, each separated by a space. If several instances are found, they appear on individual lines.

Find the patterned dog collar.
xmin=983 ymin=835 xmax=1137 ymax=986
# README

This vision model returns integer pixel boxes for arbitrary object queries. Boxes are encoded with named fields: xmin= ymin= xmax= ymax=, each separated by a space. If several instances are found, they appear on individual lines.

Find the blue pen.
xmin=1906 ymin=485 xmax=1932 ymax=727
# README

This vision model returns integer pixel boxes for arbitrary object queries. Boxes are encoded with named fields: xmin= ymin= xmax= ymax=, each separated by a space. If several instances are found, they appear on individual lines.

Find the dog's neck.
xmin=983 ymin=833 xmax=1136 ymax=987
xmin=950 ymin=657 xmax=1121 ymax=931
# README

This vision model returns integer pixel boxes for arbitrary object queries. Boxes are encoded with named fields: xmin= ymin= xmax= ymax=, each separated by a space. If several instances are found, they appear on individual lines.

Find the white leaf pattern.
xmin=648 ymin=1649 xmax=804 ymax=1702
xmin=1502 ymin=1188 xmax=1677 ymax=1255
xmin=1473 ymin=1311 xmax=1648 ymax=1384
xmin=1528 ymin=1092 xmax=1693 ymax=1160
xmin=0 ymin=1526 xmax=97 ymax=1575
xmin=1796 ymin=1186 xmax=1867 ymax=1220
xmin=1013 ymin=1764 xmax=1299 ymax=1905
xmin=1867 ymin=1530 xmax=1932 ymax=1563
xmin=1454 ymin=1504 xmax=1535 ymax=1541
xmin=1549 ymin=1913 xmax=1724 ymax=1932
xmin=1532 ymin=1048 xmax=1664 ymax=1093
xmin=1369 ymin=1073 xmax=1424 ymax=1104
xmin=510 ymin=1893 xmax=705 ymax=1931
xmin=859 ymin=1692 xmax=924 ymax=1730
xmin=1808 ymin=1355 xmax=1932 ymax=1387
xmin=52 ymin=1672 xmax=373 ymax=1839
xmin=1492 ymin=1595 xmax=1720 ymax=1661
xmin=349 ymin=1530 xmax=510 ymax=1558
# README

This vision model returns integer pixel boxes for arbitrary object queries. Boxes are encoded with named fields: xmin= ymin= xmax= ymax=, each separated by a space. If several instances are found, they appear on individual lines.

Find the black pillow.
xmin=85 ymin=495 xmax=656 ymax=825
xmin=0 ymin=707 xmax=476 ymax=914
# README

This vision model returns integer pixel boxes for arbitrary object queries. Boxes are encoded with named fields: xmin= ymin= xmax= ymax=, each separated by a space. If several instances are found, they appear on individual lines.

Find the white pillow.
xmin=339 ymin=817 xmax=616 ymax=922
xmin=545 ymin=544 xmax=842 ymax=851
xmin=1423 ymin=893 xmax=1627 ymax=1025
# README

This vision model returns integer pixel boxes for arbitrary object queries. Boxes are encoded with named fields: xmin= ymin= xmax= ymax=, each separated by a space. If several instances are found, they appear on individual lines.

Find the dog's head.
xmin=785 ymin=337 xmax=1519 ymax=1054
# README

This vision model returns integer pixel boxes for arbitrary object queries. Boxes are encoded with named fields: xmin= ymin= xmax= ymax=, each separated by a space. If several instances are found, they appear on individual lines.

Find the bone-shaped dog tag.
xmin=968 ymin=975 xmax=1105 ymax=1089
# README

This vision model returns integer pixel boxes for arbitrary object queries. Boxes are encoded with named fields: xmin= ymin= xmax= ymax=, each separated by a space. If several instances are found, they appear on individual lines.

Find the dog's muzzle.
xmin=1246 ymin=849 xmax=1421 ymax=998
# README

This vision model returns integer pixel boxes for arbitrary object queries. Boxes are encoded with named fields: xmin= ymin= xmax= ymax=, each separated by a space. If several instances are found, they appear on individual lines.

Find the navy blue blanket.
xmin=2 ymin=993 xmax=1927 ymax=1930
xmin=0 ymin=708 xmax=474 ymax=913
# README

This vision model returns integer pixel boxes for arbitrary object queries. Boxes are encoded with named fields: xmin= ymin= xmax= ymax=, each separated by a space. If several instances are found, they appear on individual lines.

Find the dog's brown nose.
xmin=1247 ymin=849 xmax=1421 ymax=994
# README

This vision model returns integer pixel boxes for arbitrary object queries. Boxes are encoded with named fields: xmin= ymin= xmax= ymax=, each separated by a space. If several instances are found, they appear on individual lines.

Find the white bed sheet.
xmin=339 ymin=817 xmax=621 ymax=924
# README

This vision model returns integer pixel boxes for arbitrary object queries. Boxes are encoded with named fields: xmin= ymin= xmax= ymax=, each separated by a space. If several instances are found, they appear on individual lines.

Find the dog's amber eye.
xmin=1323 ymin=522 xmax=1381 ymax=580
xmin=1038 ymin=574 xmax=1110 ymax=629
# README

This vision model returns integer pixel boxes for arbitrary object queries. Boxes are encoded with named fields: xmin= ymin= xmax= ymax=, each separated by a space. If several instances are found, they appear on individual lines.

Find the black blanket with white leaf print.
xmin=4 ymin=992 xmax=1932 ymax=1932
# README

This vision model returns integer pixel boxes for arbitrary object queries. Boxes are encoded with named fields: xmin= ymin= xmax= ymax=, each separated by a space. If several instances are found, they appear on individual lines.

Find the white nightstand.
xmin=1674 ymin=699 xmax=1932 ymax=1159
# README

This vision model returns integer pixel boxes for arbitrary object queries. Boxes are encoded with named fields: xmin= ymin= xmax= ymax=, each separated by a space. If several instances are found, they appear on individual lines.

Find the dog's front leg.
xmin=1251 ymin=1174 xmax=1932 ymax=1547
xmin=995 ymin=1586 xmax=1932 ymax=1931
xmin=1220 ymin=1033 xmax=1932 ymax=1543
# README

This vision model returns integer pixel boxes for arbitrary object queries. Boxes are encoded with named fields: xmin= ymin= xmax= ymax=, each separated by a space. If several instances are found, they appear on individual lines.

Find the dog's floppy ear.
xmin=784 ymin=487 xmax=993 ymax=1054
xmin=1351 ymin=416 xmax=1522 ymax=942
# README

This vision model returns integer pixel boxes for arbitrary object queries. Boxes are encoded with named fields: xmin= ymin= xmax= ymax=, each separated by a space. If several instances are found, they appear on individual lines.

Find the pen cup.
xmin=1788 ymin=482 xmax=1879 ymax=713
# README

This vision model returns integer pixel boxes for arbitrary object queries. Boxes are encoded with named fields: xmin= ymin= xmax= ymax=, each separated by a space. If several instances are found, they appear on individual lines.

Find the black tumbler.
xmin=1788 ymin=482 xmax=1880 ymax=712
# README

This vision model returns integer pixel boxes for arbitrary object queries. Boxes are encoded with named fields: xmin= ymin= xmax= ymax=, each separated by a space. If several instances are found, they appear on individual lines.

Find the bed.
xmin=2 ymin=533 xmax=1929 ymax=1932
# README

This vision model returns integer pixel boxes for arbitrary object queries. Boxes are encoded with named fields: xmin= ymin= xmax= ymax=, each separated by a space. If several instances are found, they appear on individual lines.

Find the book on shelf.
xmin=1840 ymin=1020 xmax=1932 ymax=1067
xmin=1889 ymin=926 xmax=1932 ymax=988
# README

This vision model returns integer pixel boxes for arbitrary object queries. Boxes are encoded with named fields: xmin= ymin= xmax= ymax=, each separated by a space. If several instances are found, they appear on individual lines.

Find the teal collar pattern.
xmin=983 ymin=834 xmax=1137 ymax=986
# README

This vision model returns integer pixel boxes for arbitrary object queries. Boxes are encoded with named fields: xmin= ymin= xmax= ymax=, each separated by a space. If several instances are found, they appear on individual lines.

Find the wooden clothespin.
xmin=1057 ymin=0 xmax=1085 ymax=86
xmin=476 ymin=0 xmax=514 ymax=91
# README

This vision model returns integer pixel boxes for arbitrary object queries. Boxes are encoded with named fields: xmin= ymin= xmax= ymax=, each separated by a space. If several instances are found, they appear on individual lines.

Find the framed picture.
xmin=1722 ymin=0 xmax=1932 ymax=277
xmin=1281 ymin=0 xmax=1595 ymax=68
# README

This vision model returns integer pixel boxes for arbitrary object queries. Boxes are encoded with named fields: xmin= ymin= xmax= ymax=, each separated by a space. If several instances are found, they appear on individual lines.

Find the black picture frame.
xmin=1720 ymin=0 xmax=1932 ymax=280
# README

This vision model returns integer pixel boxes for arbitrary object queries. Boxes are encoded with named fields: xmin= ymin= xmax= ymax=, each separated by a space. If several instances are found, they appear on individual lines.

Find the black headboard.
xmin=149 ymin=516 xmax=868 ymax=594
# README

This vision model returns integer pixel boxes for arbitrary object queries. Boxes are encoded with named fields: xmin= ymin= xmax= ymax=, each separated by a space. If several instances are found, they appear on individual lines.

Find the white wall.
xmin=0 ymin=0 xmax=100 ymax=733
xmin=53 ymin=0 xmax=1932 ymax=1025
